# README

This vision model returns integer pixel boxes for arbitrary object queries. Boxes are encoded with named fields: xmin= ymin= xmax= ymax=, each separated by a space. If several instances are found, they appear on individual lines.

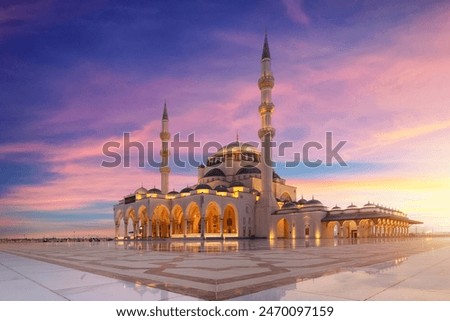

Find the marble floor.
xmin=0 ymin=237 xmax=449 ymax=301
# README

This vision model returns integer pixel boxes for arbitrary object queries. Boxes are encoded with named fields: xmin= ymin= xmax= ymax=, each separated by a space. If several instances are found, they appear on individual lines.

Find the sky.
xmin=0 ymin=0 xmax=449 ymax=238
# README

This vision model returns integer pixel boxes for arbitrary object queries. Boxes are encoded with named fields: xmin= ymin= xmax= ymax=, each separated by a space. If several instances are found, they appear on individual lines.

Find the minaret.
xmin=160 ymin=102 xmax=170 ymax=194
xmin=255 ymin=33 xmax=278 ymax=238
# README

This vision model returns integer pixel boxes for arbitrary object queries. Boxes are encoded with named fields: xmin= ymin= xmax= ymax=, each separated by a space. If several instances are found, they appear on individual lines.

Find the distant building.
xmin=113 ymin=34 xmax=421 ymax=240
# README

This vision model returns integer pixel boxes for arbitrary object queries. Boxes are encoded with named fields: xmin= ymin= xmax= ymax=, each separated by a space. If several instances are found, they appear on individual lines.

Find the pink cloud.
xmin=282 ymin=0 xmax=310 ymax=26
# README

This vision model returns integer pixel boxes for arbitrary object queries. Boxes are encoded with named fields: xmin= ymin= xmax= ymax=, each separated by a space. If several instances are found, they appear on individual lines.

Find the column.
xmin=148 ymin=219 xmax=152 ymax=238
xmin=201 ymin=217 xmax=205 ymax=239
xmin=115 ymin=223 xmax=120 ymax=239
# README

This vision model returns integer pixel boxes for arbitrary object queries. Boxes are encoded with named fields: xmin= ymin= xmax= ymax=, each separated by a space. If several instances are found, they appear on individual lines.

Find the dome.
xmin=347 ymin=203 xmax=358 ymax=208
xmin=204 ymin=168 xmax=226 ymax=177
xmin=180 ymin=187 xmax=193 ymax=193
xmin=214 ymin=185 xmax=229 ymax=192
xmin=147 ymin=187 xmax=162 ymax=194
xmin=198 ymin=164 xmax=205 ymax=168
xmin=214 ymin=141 xmax=260 ymax=157
xmin=195 ymin=183 xmax=212 ymax=190
xmin=229 ymin=181 xmax=244 ymax=188
xmin=297 ymin=197 xmax=307 ymax=205
xmin=135 ymin=187 xmax=147 ymax=194
xmin=331 ymin=205 xmax=341 ymax=210
xmin=236 ymin=166 xmax=261 ymax=175
xmin=168 ymin=190 xmax=179 ymax=195
xmin=364 ymin=201 xmax=374 ymax=207
xmin=282 ymin=202 xmax=297 ymax=209
xmin=306 ymin=199 xmax=323 ymax=205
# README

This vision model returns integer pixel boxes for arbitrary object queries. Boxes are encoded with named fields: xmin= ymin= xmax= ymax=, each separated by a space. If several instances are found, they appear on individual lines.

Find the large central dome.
xmin=207 ymin=141 xmax=260 ymax=166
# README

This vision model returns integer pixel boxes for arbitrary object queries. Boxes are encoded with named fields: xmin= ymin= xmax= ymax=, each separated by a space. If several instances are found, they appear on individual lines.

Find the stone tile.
xmin=0 ymin=278 xmax=66 ymax=301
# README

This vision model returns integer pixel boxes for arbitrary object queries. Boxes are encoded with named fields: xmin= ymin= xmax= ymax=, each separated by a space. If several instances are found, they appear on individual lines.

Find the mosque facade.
xmin=113 ymin=35 xmax=421 ymax=240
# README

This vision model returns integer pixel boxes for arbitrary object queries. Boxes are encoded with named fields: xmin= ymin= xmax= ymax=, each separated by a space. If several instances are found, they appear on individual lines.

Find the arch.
xmin=138 ymin=205 xmax=149 ymax=239
xmin=280 ymin=192 xmax=292 ymax=202
xmin=171 ymin=205 xmax=185 ymax=235
xmin=358 ymin=219 xmax=372 ymax=238
xmin=151 ymin=205 xmax=170 ymax=238
xmin=223 ymin=204 xmax=238 ymax=234
xmin=342 ymin=220 xmax=357 ymax=238
xmin=276 ymin=218 xmax=289 ymax=238
xmin=205 ymin=202 xmax=220 ymax=234
xmin=325 ymin=221 xmax=340 ymax=238
xmin=186 ymin=202 xmax=201 ymax=234
xmin=125 ymin=207 xmax=137 ymax=239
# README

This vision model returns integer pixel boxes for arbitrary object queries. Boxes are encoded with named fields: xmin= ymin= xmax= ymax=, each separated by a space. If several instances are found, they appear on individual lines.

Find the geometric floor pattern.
xmin=1 ymin=238 xmax=450 ymax=300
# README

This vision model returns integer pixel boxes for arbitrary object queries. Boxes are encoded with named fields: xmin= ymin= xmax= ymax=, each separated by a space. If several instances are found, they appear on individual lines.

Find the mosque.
xmin=113 ymin=34 xmax=421 ymax=240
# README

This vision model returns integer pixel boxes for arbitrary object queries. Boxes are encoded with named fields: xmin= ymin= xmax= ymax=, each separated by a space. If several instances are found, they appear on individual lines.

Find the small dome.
xmin=198 ymin=164 xmax=205 ymax=168
xmin=214 ymin=185 xmax=228 ymax=192
xmin=236 ymin=166 xmax=261 ymax=175
xmin=347 ymin=203 xmax=358 ymax=208
xmin=332 ymin=205 xmax=341 ymax=210
xmin=195 ymin=183 xmax=212 ymax=190
xmin=135 ymin=187 xmax=147 ymax=194
xmin=297 ymin=198 xmax=307 ymax=205
xmin=229 ymin=181 xmax=245 ymax=188
xmin=168 ymin=190 xmax=179 ymax=195
xmin=147 ymin=187 xmax=162 ymax=194
xmin=204 ymin=168 xmax=226 ymax=177
xmin=180 ymin=187 xmax=193 ymax=193
xmin=364 ymin=201 xmax=374 ymax=207
xmin=306 ymin=199 xmax=323 ymax=205
xmin=282 ymin=202 xmax=297 ymax=209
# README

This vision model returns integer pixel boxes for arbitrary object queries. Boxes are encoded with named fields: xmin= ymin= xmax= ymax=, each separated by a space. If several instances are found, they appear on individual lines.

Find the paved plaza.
xmin=0 ymin=237 xmax=449 ymax=301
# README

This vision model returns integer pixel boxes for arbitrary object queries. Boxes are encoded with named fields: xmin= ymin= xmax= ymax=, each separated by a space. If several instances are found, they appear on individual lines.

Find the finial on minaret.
xmin=162 ymin=101 xmax=168 ymax=120
xmin=236 ymin=129 xmax=239 ymax=142
xmin=262 ymin=31 xmax=271 ymax=59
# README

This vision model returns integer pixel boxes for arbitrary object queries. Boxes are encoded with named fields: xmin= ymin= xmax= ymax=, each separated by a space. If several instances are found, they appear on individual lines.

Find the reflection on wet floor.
xmin=114 ymin=237 xmax=428 ymax=253
xmin=1 ymin=237 xmax=449 ymax=300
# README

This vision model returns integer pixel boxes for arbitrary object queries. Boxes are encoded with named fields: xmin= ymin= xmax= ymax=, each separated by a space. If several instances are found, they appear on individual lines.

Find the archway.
xmin=138 ymin=206 xmax=149 ymax=239
xmin=205 ymin=202 xmax=220 ymax=234
xmin=280 ymin=192 xmax=292 ymax=202
xmin=171 ymin=205 xmax=184 ymax=235
xmin=152 ymin=205 xmax=170 ymax=238
xmin=187 ymin=203 xmax=201 ymax=235
xmin=342 ymin=220 xmax=357 ymax=238
xmin=223 ymin=205 xmax=237 ymax=234
xmin=325 ymin=221 xmax=339 ymax=238
xmin=126 ymin=208 xmax=137 ymax=239
xmin=276 ymin=218 xmax=289 ymax=238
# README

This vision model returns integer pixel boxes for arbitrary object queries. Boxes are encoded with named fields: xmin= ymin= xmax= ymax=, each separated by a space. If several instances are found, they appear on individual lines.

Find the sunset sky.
xmin=1 ymin=0 xmax=449 ymax=238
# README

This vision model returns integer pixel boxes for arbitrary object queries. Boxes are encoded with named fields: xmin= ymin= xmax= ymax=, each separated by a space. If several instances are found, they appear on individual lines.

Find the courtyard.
xmin=0 ymin=237 xmax=449 ymax=301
